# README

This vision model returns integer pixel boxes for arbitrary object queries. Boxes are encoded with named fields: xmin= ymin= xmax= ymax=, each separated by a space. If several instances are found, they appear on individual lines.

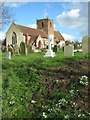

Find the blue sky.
xmin=0 ymin=1 xmax=88 ymax=42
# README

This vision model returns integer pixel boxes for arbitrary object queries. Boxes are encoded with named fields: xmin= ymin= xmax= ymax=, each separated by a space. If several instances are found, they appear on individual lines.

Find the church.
xmin=6 ymin=18 xmax=65 ymax=48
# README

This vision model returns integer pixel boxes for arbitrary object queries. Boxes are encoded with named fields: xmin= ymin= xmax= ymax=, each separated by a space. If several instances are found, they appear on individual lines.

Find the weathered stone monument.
xmin=82 ymin=36 xmax=90 ymax=54
xmin=13 ymin=44 xmax=19 ymax=54
xmin=44 ymin=35 xmax=56 ymax=57
xmin=6 ymin=52 xmax=11 ymax=59
xmin=64 ymin=44 xmax=74 ymax=56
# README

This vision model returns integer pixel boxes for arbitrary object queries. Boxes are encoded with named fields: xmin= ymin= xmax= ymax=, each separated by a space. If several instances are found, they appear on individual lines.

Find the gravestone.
xmin=44 ymin=35 xmax=56 ymax=57
xmin=8 ymin=45 xmax=14 ymax=56
xmin=53 ymin=45 xmax=57 ymax=52
xmin=13 ymin=44 xmax=19 ymax=54
xmin=27 ymin=44 xmax=34 ymax=53
xmin=32 ymin=45 xmax=35 ymax=50
xmin=82 ymin=36 xmax=90 ymax=54
xmin=6 ymin=52 xmax=11 ymax=59
xmin=64 ymin=44 xmax=74 ymax=56
xmin=20 ymin=42 xmax=27 ymax=55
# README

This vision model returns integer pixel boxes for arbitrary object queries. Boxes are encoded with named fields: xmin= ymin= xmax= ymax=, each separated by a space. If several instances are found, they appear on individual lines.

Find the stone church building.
xmin=6 ymin=18 xmax=65 ymax=48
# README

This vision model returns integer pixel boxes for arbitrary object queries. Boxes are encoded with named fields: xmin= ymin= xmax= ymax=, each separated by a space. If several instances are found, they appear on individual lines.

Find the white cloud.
xmin=57 ymin=8 xmax=88 ymax=29
xmin=27 ymin=24 xmax=37 ymax=29
xmin=62 ymin=33 xmax=76 ymax=41
xmin=0 ymin=32 xmax=5 ymax=41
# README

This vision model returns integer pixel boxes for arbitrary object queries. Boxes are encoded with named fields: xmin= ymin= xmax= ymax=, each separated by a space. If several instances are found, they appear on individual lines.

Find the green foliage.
xmin=20 ymin=42 xmax=27 ymax=55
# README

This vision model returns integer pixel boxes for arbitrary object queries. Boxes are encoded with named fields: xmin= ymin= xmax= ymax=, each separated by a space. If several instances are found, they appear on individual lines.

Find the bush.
xmin=20 ymin=42 xmax=27 ymax=55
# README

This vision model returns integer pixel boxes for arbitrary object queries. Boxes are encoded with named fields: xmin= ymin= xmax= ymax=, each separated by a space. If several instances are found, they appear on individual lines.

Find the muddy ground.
xmin=41 ymin=58 xmax=89 ymax=112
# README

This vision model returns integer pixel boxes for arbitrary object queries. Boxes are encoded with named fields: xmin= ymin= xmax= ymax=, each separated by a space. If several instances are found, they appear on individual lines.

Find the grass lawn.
xmin=2 ymin=49 xmax=89 ymax=119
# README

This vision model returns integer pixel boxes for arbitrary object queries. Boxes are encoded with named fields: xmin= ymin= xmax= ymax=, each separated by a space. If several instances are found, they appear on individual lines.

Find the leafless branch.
xmin=0 ymin=1 xmax=15 ymax=31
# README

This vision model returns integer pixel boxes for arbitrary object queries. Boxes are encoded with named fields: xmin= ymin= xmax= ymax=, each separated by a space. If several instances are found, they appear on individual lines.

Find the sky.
xmin=0 ymin=1 xmax=88 ymax=42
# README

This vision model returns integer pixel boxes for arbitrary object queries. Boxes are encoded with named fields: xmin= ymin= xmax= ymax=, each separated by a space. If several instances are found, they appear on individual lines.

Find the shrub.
xmin=20 ymin=42 xmax=27 ymax=55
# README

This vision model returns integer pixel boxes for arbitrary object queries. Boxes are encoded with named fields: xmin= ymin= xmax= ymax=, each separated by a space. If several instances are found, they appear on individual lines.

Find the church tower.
xmin=37 ymin=18 xmax=54 ymax=38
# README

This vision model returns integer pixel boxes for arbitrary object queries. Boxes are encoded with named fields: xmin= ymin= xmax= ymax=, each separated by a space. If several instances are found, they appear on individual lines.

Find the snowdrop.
xmin=69 ymin=90 xmax=74 ymax=94
xmin=56 ymin=80 xmax=59 ymax=83
xmin=43 ymin=112 xmax=47 ymax=118
xmin=9 ymin=101 xmax=15 ymax=104
xmin=78 ymin=114 xmax=81 ymax=117
xmin=31 ymin=100 xmax=36 ymax=103
xmin=64 ymin=114 xmax=69 ymax=119
xmin=79 ymin=75 xmax=88 ymax=86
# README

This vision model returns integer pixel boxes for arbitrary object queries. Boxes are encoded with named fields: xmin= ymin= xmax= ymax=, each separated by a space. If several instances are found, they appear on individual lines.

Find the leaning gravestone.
xmin=6 ymin=52 xmax=11 ymax=59
xmin=82 ymin=36 xmax=90 ymax=54
xmin=64 ymin=44 xmax=74 ymax=56
xmin=8 ymin=45 xmax=14 ymax=56
xmin=20 ymin=42 xmax=27 ymax=55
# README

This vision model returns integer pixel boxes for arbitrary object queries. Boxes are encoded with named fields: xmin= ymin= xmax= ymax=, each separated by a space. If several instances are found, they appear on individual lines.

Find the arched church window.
xmin=42 ymin=22 xmax=44 ymax=27
xmin=12 ymin=32 xmax=17 ymax=45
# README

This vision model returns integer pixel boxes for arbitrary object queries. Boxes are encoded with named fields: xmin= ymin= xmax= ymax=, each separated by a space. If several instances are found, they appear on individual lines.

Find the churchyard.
xmin=1 ymin=37 xmax=90 ymax=119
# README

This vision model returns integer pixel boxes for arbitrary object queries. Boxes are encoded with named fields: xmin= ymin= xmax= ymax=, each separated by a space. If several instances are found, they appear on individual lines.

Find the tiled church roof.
xmin=54 ymin=31 xmax=64 ymax=41
xmin=16 ymin=24 xmax=48 ymax=38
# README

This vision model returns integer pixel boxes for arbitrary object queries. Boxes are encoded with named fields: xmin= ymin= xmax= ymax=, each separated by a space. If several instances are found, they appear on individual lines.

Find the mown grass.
xmin=2 ymin=49 xmax=89 ymax=119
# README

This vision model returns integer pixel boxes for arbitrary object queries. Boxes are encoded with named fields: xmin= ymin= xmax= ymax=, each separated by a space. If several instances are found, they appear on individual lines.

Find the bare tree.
xmin=0 ymin=1 xmax=15 ymax=31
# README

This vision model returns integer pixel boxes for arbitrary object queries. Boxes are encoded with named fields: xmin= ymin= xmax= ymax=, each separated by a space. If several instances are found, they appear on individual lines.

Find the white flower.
xmin=56 ymin=80 xmax=59 ymax=83
xmin=64 ymin=114 xmax=69 ymax=119
xmin=78 ymin=114 xmax=81 ymax=117
xmin=43 ymin=112 xmax=47 ymax=118
xmin=31 ymin=100 xmax=36 ymax=103
xmin=9 ymin=101 xmax=12 ymax=104
xmin=9 ymin=101 xmax=15 ymax=104
xmin=69 ymin=90 xmax=74 ymax=94
xmin=73 ymin=103 xmax=75 ymax=105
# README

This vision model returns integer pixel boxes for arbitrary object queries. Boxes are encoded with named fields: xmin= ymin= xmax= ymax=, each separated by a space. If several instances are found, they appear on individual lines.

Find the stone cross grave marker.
xmin=64 ymin=44 xmax=74 ymax=56
xmin=44 ymin=35 xmax=56 ymax=57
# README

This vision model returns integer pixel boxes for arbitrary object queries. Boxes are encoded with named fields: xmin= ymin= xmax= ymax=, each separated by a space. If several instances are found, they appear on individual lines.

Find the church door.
xmin=38 ymin=41 xmax=41 ymax=48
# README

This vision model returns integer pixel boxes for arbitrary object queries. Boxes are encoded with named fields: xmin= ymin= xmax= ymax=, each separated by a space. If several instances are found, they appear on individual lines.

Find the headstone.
xmin=44 ymin=35 xmax=56 ymax=57
xmin=32 ymin=45 xmax=35 ymax=50
xmin=8 ymin=45 xmax=14 ymax=56
xmin=6 ymin=52 xmax=11 ymax=59
xmin=82 ymin=36 xmax=90 ymax=54
xmin=53 ymin=45 xmax=57 ymax=52
xmin=64 ymin=44 xmax=74 ymax=56
xmin=13 ymin=44 xmax=19 ymax=54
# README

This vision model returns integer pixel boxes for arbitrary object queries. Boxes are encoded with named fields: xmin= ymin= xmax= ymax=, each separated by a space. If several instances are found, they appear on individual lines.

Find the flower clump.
xmin=43 ymin=112 xmax=47 ymax=118
xmin=79 ymin=75 xmax=88 ymax=86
